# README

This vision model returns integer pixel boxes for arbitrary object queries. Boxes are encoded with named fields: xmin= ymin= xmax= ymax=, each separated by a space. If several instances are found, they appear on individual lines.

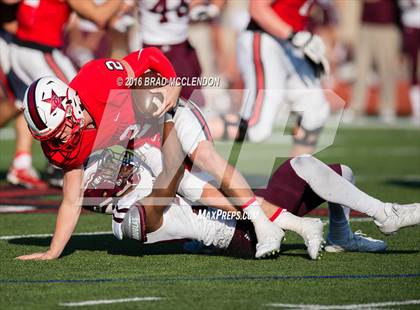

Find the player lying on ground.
xmin=15 ymin=48 xmax=293 ymax=259
xmin=83 ymin=146 xmax=420 ymax=258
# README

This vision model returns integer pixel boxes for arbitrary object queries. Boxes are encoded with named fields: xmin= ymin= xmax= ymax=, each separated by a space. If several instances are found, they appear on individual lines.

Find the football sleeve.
xmin=122 ymin=47 xmax=177 ymax=79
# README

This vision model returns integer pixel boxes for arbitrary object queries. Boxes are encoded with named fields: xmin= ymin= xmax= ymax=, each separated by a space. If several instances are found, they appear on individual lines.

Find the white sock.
xmin=241 ymin=197 xmax=272 ymax=237
xmin=290 ymin=155 xmax=387 ymax=222
xmin=270 ymin=208 xmax=306 ymax=237
xmin=13 ymin=152 xmax=32 ymax=169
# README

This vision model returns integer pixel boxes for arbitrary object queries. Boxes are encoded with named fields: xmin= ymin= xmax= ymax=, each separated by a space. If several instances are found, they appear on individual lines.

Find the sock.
xmin=290 ymin=156 xmax=388 ymax=223
xmin=241 ymin=197 xmax=273 ymax=238
xmin=328 ymin=203 xmax=352 ymax=242
xmin=241 ymin=197 xmax=266 ymax=221
xmin=270 ymin=209 xmax=307 ymax=237
xmin=13 ymin=152 xmax=32 ymax=169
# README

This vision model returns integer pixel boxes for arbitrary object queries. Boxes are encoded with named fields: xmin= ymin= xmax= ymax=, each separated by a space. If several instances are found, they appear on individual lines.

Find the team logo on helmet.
xmin=23 ymin=76 xmax=85 ymax=152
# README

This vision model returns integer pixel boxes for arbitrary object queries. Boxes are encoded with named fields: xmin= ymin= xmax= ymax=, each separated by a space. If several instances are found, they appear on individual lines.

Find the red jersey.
xmin=16 ymin=0 xmax=71 ymax=47
xmin=42 ymin=48 xmax=177 ymax=169
xmin=271 ymin=0 xmax=315 ymax=31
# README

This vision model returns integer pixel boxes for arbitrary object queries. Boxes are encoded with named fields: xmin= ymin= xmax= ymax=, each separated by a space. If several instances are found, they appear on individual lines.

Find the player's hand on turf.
xmin=151 ymin=84 xmax=181 ymax=118
xmin=16 ymin=251 xmax=59 ymax=261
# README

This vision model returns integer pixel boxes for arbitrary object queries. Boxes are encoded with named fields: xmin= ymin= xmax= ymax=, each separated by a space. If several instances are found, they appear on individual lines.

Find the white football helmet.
xmin=23 ymin=77 xmax=85 ymax=150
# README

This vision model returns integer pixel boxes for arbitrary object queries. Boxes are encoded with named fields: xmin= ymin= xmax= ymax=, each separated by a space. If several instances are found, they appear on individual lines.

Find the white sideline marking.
xmin=0 ymin=231 xmax=112 ymax=241
xmin=59 ymin=297 xmax=163 ymax=307
xmin=0 ymin=206 xmax=36 ymax=213
xmin=321 ymin=218 xmax=372 ymax=224
xmin=264 ymin=299 xmax=420 ymax=309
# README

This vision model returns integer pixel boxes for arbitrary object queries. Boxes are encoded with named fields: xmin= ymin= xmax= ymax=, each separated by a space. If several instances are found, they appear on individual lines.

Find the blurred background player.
xmin=136 ymin=0 xmax=225 ymax=107
xmin=208 ymin=0 xmax=333 ymax=158
xmin=348 ymin=0 xmax=402 ymax=124
xmin=0 ymin=0 xmax=19 ymax=128
xmin=6 ymin=0 xmax=122 ymax=188
xmin=398 ymin=0 xmax=420 ymax=125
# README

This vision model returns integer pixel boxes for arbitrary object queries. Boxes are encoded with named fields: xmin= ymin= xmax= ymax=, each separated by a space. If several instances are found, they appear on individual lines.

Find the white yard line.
xmin=264 ymin=299 xmax=420 ymax=309
xmin=0 ymin=231 xmax=112 ymax=241
xmin=0 ymin=206 xmax=37 ymax=213
xmin=59 ymin=297 xmax=163 ymax=307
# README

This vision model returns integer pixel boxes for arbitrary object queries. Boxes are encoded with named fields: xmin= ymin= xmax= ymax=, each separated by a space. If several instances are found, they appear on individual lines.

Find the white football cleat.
xmin=374 ymin=203 xmax=420 ymax=235
xmin=255 ymin=221 xmax=284 ymax=259
xmin=301 ymin=218 xmax=324 ymax=260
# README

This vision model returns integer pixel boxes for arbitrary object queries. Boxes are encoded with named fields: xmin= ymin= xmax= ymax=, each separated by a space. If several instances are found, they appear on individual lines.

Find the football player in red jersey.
xmin=16 ymin=46 xmax=306 ymax=260
xmin=209 ymin=0 xmax=331 ymax=150
xmin=6 ymin=0 xmax=123 ymax=189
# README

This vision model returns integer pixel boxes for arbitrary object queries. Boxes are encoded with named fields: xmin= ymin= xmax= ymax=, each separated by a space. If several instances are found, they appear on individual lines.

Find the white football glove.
xmin=189 ymin=3 xmax=220 ymax=22
xmin=289 ymin=31 xmax=330 ymax=76
xmin=112 ymin=14 xmax=136 ymax=33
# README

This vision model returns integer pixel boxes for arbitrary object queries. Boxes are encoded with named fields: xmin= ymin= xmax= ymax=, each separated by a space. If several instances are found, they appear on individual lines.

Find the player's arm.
xmin=67 ymin=0 xmax=123 ymax=29
xmin=249 ymin=0 xmax=293 ymax=40
xmin=123 ymin=48 xmax=181 ymax=117
xmin=16 ymin=168 xmax=84 ymax=260
xmin=141 ymin=122 xmax=185 ymax=232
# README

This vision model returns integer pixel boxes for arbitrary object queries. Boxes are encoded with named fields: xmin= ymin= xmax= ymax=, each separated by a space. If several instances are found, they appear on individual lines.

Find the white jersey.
xmin=399 ymin=0 xmax=420 ymax=29
xmin=113 ymin=160 xmax=236 ymax=249
xmin=146 ymin=199 xmax=236 ymax=249
xmin=138 ymin=0 xmax=190 ymax=45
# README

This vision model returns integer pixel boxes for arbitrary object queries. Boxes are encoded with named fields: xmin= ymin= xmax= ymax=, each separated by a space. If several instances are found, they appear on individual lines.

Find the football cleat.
xmin=325 ymin=230 xmax=387 ymax=253
xmin=255 ymin=223 xmax=284 ymax=259
xmin=7 ymin=166 xmax=48 ymax=190
xmin=374 ymin=203 xmax=420 ymax=235
xmin=301 ymin=218 xmax=325 ymax=260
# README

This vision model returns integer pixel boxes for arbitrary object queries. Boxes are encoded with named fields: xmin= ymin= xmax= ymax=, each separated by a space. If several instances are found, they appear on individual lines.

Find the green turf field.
xmin=0 ymin=127 xmax=420 ymax=309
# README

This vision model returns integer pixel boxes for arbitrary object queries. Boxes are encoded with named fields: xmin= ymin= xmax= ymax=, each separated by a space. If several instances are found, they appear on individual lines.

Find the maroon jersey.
xmin=16 ymin=0 xmax=71 ymax=47
xmin=42 ymin=48 xmax=177 ymax=169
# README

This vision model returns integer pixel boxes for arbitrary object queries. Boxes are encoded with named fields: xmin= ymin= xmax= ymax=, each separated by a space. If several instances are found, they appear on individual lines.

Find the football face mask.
xmin=23 ymin=77 xmax=85 ymax=151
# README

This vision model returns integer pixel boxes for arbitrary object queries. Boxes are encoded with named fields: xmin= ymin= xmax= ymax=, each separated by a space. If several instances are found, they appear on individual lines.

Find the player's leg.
xmin=255 ymin=159 xmax=326 ymax=259
xmin=325 ymin=165 xmax=387 ymax=252
xmin=284 ymin=44 xmax=330 ymax=157
xmin=236 ymin=31 xmax=288 ymax=143
xmin=0 ymin=99 xmax=18 ymax=127
xmin=257 ymin=158 xmax=388 ymax=253
xmin=171 ymin=99 xmax=284 ymax=258
xmin=290 ymin=154 xmax=420 ymax=235
xmin=0 ymin=34 xmax=19 ymax=126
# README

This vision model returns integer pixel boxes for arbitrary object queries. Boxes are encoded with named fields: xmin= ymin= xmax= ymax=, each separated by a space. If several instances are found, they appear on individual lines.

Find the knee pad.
xmin=290 ymin=154 xmax=321 ymax=182
xmin=121 ymin=204 xmax=147 ymax=242
xmin=340 ymin=165 xmax=355 ymax=184
xmin=298 ymin=94 xmax=330 ymax=131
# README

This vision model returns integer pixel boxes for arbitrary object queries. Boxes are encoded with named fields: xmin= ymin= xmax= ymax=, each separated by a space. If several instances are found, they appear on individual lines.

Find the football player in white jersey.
xmin=136 ymin=0 xmax=224 ymax=105
xmin=81 ymin=147 xmax=420 ymax=259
